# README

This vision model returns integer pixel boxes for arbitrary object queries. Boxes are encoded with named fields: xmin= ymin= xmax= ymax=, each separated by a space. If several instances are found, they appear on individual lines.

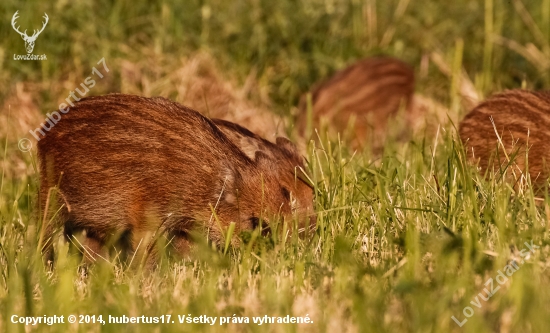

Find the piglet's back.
xmin=459 ymin=89 xmax=550 ymax=189
xmin=298 ymin=56 xmax=415 ymax=148
xmin=308 ymin=57 xmax=414 ymax=117
xmin=37 ymin=94 xmax=251 ymax=241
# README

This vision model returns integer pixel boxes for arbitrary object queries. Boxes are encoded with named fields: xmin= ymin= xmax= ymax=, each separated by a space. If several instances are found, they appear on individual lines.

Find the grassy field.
xmin=2 ymin=0 xmax=550 ymax=332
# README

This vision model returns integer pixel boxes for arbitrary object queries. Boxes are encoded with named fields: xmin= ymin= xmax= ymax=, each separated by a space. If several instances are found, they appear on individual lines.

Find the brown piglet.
xmin=459 ymin=89 xmax=550 ymax=191
xmin=38 ymin=94 xmax=315 ymax=263
xmin=297 ymin=56 xmax=415 ymax=149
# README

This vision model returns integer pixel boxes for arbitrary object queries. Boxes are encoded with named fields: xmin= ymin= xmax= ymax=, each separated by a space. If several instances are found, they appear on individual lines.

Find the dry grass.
xmin=120 ymin=51 xmax=286 ymax=141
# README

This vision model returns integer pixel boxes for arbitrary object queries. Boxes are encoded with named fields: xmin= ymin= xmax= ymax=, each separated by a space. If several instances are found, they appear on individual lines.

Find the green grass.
xmin=2 ymin=0 xmax=550 ymax=332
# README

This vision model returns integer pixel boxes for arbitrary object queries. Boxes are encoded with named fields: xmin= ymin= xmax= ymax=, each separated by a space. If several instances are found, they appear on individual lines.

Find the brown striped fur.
xmin=459 ymin=89 xmax=550 ymax=190
xmin=38 ymin=94 xmax=314 ymax=262
xmin=297 ymin=57 xmax=415 ymax=148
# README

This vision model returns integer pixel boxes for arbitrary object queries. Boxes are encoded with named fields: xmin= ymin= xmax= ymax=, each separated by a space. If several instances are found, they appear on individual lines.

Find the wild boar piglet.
xmin=298 ymin=56 xmax=415 ymax=149
xmin=459 ymin=89 xmax=550 ymax=191
xmin=38 ymin=94 xmax=315 ymax=262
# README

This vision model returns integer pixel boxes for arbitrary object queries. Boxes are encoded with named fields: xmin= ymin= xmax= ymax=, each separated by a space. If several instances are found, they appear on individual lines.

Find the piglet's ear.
xmin=214 ymin=120 xmax=262 ymax=160
xmin=276 ymin=137 xmax=299 ymax=154
xmin=237 ymin=136 xmax=261 ymax=160
xmin=254 ymin=151 xmax=272 ymax=167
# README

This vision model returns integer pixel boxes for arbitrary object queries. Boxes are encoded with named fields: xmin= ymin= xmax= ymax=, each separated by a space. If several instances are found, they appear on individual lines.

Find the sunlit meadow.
xmin=1 ymin=0 xmax=550 ymax=332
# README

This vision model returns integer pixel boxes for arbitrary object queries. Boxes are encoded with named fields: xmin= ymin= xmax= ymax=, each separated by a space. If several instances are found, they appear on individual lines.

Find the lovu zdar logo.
xmin=11 ymin=10 xmax=48 ymax=60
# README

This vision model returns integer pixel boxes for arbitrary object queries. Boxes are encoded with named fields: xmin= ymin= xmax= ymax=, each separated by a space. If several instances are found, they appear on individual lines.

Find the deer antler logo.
xmin=11 ymin=11 xmax=49 ymax=54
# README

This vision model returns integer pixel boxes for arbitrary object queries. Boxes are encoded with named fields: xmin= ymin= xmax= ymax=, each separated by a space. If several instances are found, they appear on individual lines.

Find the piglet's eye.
xmin=250 ymin=217 xmax=260 ymax=229
xmin=281 ymin=187 xmax=291 ymax=200
xmin=249 ymin=217 xmax=271 ymax=236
